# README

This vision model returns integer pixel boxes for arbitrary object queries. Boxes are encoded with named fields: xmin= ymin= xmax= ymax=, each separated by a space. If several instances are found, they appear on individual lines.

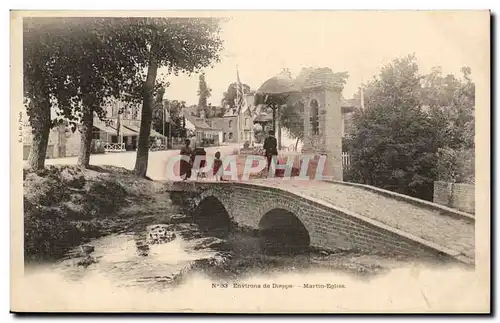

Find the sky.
xmin=158 ymin=11 xmax=489 ymax=107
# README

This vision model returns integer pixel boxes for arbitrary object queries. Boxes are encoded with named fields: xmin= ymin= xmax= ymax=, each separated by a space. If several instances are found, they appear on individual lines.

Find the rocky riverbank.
xmin=23 ymin=165 xmax=176 ymax=262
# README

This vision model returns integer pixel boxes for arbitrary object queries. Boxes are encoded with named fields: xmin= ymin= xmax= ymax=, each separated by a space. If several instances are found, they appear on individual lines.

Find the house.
xmin=209 ymin=107 xmax=255 ymax=144
xmin=22 ymin=98 xmax=164 ymax=159
xmin=207 ymin=93 xmax=272 ymax=145
xmin=181 ymin=107 xmax=223 ymax=146
xmin=92 ymin=100 xmax=164 ymax=151
xmin=21 ymin=106 xmax=82 ymax=160
xmin=341 ymin=98 xmax=356 ymax=137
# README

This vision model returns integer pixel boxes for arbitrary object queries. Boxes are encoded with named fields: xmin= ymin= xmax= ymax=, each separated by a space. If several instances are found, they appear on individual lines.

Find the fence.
xmin=104 ymin=143 xmax=125 ymax=152
xmin=342 ymin=152 xmax=351 ymax=168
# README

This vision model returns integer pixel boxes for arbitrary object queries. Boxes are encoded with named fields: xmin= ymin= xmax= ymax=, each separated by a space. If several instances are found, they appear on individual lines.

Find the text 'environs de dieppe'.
xmin=212 ymin=283 xmax=346 ymax=289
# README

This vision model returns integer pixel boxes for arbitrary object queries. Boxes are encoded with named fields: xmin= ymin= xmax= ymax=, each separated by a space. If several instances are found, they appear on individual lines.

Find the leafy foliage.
xmin=221 ymin=82 xmax=251 ymax=109
xmin=124 ymin=17 xmax=224 ymax=176
xmin=345 ymin=54 xmax=475 ymax=201
xmin=23 ymin=18 xmax=147 ymax=168
xmin=153 ymin=98 xmax=188 ymax=138
xmin=23 ymin=17 xmax=223 ymax=173
xmin=198 ymin=73 xmax=212 ymax=113
xmin=436 ymin=148 xmax=475 ymax=184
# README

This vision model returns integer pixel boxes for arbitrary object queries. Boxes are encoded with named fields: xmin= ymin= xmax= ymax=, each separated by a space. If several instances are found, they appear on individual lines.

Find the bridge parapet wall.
xmin=164 ymin=181 xmax=472 ymax=265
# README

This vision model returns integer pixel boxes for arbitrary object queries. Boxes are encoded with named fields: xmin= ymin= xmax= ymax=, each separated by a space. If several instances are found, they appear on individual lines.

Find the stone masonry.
xmin=434 ymin=181 xmax=475 ymax=214
xmin=167 ymin=180 xmax=475 ymax=266
xmin=300 ymin=69 xmax=344 ymax=181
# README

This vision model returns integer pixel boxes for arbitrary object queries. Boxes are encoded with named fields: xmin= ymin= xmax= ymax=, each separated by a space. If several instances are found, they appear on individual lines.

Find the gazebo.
xmin=256 ymin=67 xmax=354 ymax=180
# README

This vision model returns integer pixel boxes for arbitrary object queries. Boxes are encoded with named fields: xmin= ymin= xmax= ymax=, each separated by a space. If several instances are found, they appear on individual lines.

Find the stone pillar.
xmin=323 ymin=89 xmax=343 ymax=181
xmin=301 ymin=86 xmax=343 ymax=181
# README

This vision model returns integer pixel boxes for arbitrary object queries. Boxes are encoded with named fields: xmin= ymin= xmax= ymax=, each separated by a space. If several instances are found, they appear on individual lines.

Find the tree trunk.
xmin=277 ymin=108 xmax=282 ymax=151
xmin=295 ymin=137 xmax=300 ymax=152
xmin=27 ymin=96 xmax=51 ymax=171
xmin=272 ymin=107 xmax=276 ymax=134
xmin=78 ymin=107 xmax=94 ymax=168
xmin=134 ymin=43 xmax=158 ymax=177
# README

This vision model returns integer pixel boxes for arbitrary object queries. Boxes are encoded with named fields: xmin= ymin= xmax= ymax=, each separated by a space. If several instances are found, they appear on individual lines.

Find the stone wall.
xmin=171 ymin=182 xmax=461 ymax=263
xmin=301 ymin=88 xmax=343 ymax=181
xmin=437 ymin=148 xmax=475 ymax=184
xmin=433 ymin=181 xmax=475 ymax=214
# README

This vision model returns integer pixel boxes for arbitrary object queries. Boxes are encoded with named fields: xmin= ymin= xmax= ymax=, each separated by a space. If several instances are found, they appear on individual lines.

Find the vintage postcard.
xmin=10 ymin=10 xmax=490 ymax=313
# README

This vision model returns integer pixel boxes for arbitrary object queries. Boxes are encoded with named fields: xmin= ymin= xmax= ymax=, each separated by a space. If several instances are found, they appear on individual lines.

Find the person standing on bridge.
xmin=180 ymin=139 xmax=193 ymax=180
xmin=263 ymin=130 xmax=278 ymax=171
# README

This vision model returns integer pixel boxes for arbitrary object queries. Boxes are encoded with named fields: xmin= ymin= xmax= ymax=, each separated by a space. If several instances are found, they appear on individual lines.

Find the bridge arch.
xmin=254 ymin=197 xmax=315 ymax=234
xmin=258 ymin=208 xmax=311 ymax=255
xmin=194 ymin=190 xmax=231 ymax=238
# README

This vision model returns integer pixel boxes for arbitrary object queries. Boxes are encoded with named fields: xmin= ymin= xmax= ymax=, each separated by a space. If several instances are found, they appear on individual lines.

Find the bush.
xmin=24 ymin=173 xmax=69 ymax=207
xmin=24 ymin=198 xmax=79 ymax=260
xmin=83 ymin=180 xmax=128 ymax=216
xmin=437 ymin=148 xmax=475 ymax=184
xmin=243 ymin=141 xmax=250 ymax=149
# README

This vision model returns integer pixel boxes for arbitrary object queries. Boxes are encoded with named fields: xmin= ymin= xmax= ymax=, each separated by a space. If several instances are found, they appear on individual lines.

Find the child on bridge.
xmin=213 ymin=151 xmax=223 ymax=181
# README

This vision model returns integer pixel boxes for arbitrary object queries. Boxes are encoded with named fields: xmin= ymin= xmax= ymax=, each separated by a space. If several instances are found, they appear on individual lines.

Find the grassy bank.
xmin=23 ymin=165 xmax=177 ymax=262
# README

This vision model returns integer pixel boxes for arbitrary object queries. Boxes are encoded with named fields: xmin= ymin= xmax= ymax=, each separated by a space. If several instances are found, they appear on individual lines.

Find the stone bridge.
xmin=165 ymin=179 xmax=475 ymax=266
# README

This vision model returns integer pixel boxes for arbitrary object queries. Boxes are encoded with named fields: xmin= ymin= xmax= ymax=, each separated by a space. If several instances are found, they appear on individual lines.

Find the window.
xmin=310 ymin=99 xmax=319 ymax=136
xmin=229 ymin=120 xmax=233 ymax=129
xmin=228 ymin=132 xmax=233 ymax=140
xmin=245 ymin=118 xmax=248 ymax=127
xmin=92 ymin=127 xmax=101 ymax=140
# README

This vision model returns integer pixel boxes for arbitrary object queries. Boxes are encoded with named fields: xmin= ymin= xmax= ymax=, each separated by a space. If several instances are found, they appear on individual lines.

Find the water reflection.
xmin=42 ymin=209 xmax=419 ymax=292
xmin=57 ymin=233 xmax=218 ymax=290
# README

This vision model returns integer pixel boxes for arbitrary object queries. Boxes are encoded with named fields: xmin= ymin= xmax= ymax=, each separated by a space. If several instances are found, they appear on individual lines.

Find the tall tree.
xmin=221 ymin=82 xmax=251 ymax=109
xmin=348 ymin=55 xmax=440 ymax=200
xmin=23 ymin=17 xmax=144 ymax=169
xmin=420 ymin=66 xmax=475 ymax=151
xmin=68 ymin=18 xmax=143 ymax=167
xmin=280 ymin=100 xmax=304 ymax=151
xmin=23 ymin=18 xmax=73 ymax=170
xmin=151 ymin=85 xmax=167 ymax=137
xmin=152 ymin=96 xmax=190 ymax=138
xmin=124 ymin=18 xmax=223 ymax=177
xmin=197 ymin=73 xmax=212 ymax=115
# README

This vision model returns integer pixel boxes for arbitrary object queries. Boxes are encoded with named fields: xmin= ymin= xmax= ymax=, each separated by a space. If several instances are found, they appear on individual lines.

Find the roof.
xmin=294 ymin=67 xmax=316 ymax=89
xmin=185 ymin=114 xmax=222 ymax=131
xmin=341 ymin=97 xmax=355 ymax=113
xmin=120 ymin=125 xmax=139 ymax=136
xmin=254 ymin=114 xmax=273 ymax=122
xmin=223 ymin=108 xmax=238 ymax=117
xmin=301 ymin=68 xmax=348 ymax=90
xmin=222 ymin=107 xmax=253 ymax=118
xmin=257 ymin=70 xmax=300 ymax=94
xmin=150 ymin=128 xmax=165 ymax=138
xmin=257 ymin=67 xmax=350 ymax=95
xmin=94 ymin=123 xmax=118 ymax=135
xmin=251 ymin=104 xmax=271 ymax=116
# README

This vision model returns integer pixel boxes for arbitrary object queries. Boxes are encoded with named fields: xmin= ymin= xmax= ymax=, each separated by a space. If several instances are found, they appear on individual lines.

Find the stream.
xmin=24 ymin=211 xmax=423 ymax=293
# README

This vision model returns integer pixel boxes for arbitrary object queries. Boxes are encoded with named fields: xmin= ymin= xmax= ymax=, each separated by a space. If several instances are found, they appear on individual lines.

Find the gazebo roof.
xmin=301 ymin=67 xmax=348 ymax=91
xmin=257 ymin=70 xmax=300 ymax=94
xmin=257 ymin=67 xmax=349 ymax=95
